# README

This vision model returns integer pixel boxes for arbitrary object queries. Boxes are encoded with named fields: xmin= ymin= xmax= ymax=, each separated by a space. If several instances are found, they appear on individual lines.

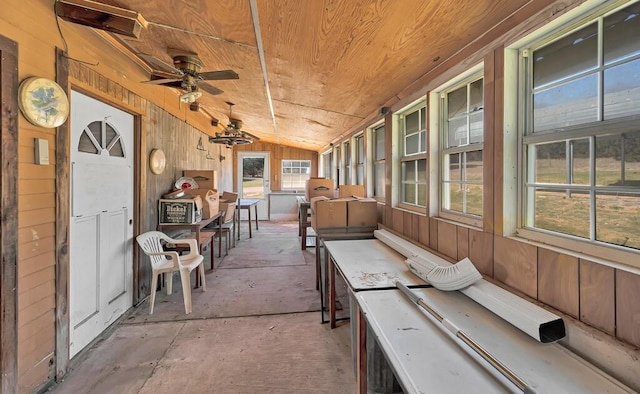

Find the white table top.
xmin=324 ymin=239 xmax=427 ymax=290
xmin=356 ymin=288 xmax=632 ymax=394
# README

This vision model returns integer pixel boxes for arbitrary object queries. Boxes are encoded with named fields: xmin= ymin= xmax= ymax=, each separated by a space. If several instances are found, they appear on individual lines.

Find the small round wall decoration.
xmin=18 ymin=77 xmax=70 ymax=128
xmin=149 ymin=148 xmax=167 ymax=175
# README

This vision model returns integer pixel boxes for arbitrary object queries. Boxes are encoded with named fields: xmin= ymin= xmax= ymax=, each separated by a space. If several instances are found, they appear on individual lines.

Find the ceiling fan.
xmin=138 ymin=49 xmax=239 ymax=102
xmin=209 ymin=102 xmax=260 ymax=146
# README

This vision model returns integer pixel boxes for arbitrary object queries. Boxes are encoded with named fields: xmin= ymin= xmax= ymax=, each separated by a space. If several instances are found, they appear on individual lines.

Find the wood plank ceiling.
xmin=87 ymin=0 xmax=529 ymax=151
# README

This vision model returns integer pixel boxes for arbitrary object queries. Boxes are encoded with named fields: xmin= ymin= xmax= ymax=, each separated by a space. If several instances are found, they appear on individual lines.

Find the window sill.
xmin=397 ymin=202 xmax=427 ymax=215
xmin=438 ymin=210 xmax=483 ymax=228
xmin=513 ymin=227 xmax=640 ymax=274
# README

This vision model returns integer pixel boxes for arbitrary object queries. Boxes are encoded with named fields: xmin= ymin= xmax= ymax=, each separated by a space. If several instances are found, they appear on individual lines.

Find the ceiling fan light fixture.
xmin=208 ymin=102 xmax=259 ymax=146
xmin=208 ymin=135 xmax=253 ymax=146
xmin=179 ymin=91 xmax=202 ymax=103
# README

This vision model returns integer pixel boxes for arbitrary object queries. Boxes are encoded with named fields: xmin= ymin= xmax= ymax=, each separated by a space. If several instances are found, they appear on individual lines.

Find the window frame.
xmin=343 ymin=140 xmax=351 ymax=185
xmin=281 ymin=159 xmax=311 ymax=191
xmin=355 ymin=133 xmax=365 ymax=185
xmin=436 ymin=67 xmax=485 ymax=227
xmin=397 ymin=101 xmax=428 ymax=211
xmin=369 ymin=122 xmax=386 ymax=201
xmin=508 ymin=0 xmax=640 ymax=268
xmin=321 ymin=150 xmax=333 ymax=179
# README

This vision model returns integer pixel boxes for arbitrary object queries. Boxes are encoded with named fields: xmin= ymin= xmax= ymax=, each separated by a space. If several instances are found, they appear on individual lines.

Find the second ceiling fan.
xmin=138 ymin=49 xmax=239 ymax=102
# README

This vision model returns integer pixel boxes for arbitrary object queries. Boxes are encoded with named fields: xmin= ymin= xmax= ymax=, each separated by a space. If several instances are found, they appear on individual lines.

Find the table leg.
xmin=218 ymin=214 xmax=223 ymax=258
xmin=210 ymin=233 xmax=215 ymax=270
xmin=302 ymin=225 xmax=307 ymax=251
xmin=236 ymin=208 xmax=240 ymax=241
xmin=195 ymin=227 xmax=201 ymax=288
xmin=330 ymin=254 xmax=336 ymax=329
xmin=356 ymin=305 xmax=367 ymax=394
xmin=248 ymin=207 xmax=252 ymax=238
xmin=254 ymin=205 xmax=259 ymax=230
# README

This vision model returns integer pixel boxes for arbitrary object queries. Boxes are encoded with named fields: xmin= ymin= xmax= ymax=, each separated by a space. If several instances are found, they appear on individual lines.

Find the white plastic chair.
xmin=136 ymin=231 xmax=206 ymax=314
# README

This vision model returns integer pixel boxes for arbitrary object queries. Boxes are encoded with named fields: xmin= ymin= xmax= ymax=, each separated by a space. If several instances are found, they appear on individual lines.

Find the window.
xmin=372 ymin=124 xmax=385 ymax=199
xmin=282 ymin=160 xmax=311 ymax=190
xmin=343 ymin=141 xmax=351 ymax=184
xmin=355 ymin=134 xmax=365 ymax=185
xmin=440 ymin=77 xmax=484 ymax=221
xmin=322 ymin=151 xmax=332 ymax=179
xmin=521 ymin=1 xmax=640 ymax=252
xmin=399 ymin=105 xmax=427 ymax=207
xmin=78 ymin=120 xmax=125 ymax=157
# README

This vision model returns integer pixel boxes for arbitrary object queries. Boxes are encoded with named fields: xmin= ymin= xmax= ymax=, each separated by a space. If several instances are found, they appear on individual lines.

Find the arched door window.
xmin=77 ymin=120 xmax=125 ymax=157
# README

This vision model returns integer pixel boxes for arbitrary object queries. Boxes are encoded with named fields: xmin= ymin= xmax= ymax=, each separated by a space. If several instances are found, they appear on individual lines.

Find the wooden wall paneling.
xmin=429 ymin=218 xmax=438 ymax=250
xmin=384 ymin=205 xmax=392 ymax=228
xmin=468 ymin=229 xmax=493 ymax=276
xmin=0 ymin=33 xmax=19 ymax=394
xmin=392 ymin=208 xmax=404 ymax=235
xmin=376 ymin=202 xmax=385 ymax=224
xmin=579 ymin=259 xmax=615 ymax=335
xmin=492 ymin=47 xmax=504 ymax=235
xmin=19 ymin=237 xmax=56 ymax=262
xmin=19 ymin=179 xmax=55 ymax=195
xmin=537 ymin=249 xmax=579 ymax=318
xmin=493 ymin=235 xmax=537 ymax=298
xmin=418 ymin=215 xmax=429 ymax=247
xmin=17 ymin=358 xmax=52 ymax=394
xmin=17 ymin=252 xmax=55 ymax=281
xmin=54 ymin=47 xmax=70 ymax=382
xmin=411 ymin=214 xmax=421 ymax=245
xmin=19 ymin=208 xmax=55 ymax=229
xmin=436 ymin=221 xmax=458 ymax=260
xmin=403 ymin=211 xmax=413 ymax=239
xmin=483 ymin=49 xmax=496 ymax=234
xmin=457 ymin=226 xmax=469 ymax=261
xmin=615 ymin=270 xmax=640 ymax=347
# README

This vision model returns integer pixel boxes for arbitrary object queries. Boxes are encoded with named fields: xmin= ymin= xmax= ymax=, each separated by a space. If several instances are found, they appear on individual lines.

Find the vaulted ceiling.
xmin=84 ymin=0 xmax=529 ymax=151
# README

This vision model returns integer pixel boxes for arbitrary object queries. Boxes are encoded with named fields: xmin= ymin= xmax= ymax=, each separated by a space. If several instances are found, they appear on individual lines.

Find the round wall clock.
xmin=18 ymin=77 xmax=69 ymax=128
xmin=149 ymin=149 xmax=166 ymax=175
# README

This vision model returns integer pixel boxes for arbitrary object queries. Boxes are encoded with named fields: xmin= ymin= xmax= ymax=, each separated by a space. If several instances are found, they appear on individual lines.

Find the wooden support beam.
xmin=0 ymin=34 xmax=19 ymax=394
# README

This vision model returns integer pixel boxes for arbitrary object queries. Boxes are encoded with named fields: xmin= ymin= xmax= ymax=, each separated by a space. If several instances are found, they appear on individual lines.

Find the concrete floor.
xmin=49 ymin=221 xmax=355 ymax=394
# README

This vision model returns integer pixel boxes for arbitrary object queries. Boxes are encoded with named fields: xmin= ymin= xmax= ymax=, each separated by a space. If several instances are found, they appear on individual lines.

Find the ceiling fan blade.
xmin=137 ymin=53 xmax=182 ymax=75
xmin=198 ymin=83 xmax=224 ymax=95
xmin=142 ymin=78 xmax=182 ymax=85
xmin=199 ymin=70 xmax=239 ymax=81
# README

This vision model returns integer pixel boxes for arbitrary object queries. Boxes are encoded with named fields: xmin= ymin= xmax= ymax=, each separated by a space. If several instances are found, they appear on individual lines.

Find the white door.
xmin=238 ymin=152 xmax=270 ymax=220
xmin=69 ymin=91 xmax=134 ymax=357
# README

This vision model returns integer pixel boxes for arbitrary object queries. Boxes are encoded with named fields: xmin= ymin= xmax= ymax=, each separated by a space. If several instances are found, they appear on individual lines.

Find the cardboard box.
xmin=183 ymin=189 xmax=219 ymax=219
xmin=311 ymin=197 xmax=350 ymax=231
xmin=338 ymin=185 xmax=366 ymax=198
xmin=183 ymin=170 xmax=218 ymax=190
xmin=347 ymin=199 xmax=378 ymax=231
xmin=159 ymin=195 xmax=202 ymax=224
xmin=305 ymin=178 xmax=335 ymax=201
xmin=310 ymin=196 xmax=329 ymax=230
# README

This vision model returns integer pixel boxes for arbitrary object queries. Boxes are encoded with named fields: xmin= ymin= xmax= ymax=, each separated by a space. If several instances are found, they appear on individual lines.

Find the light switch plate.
xmin=35 ymin=138 xmax=49 ymax=165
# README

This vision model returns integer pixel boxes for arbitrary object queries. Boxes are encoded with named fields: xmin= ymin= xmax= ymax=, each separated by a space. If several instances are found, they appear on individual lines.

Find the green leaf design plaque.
xmin=18 ymin=77 xmax=69 ymax=128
